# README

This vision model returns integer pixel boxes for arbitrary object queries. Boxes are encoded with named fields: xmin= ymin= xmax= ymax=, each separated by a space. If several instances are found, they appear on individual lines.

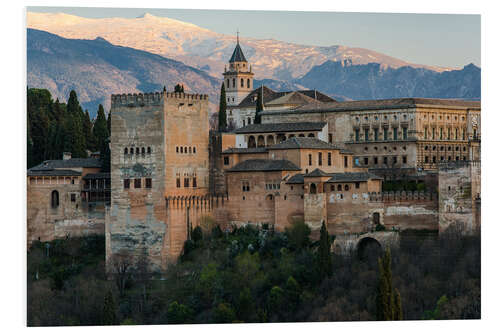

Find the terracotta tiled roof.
xmin=227 ymin=159 xmax=301 ymax=172
xmin=326 ymin=172 xmax=383 ymax=183
xmin=27 ymin=169 xmax=82 ymax=177
xmin=235 ymin=122 xmax=326 ymax=134
xmin=30 ymin=158 xmax=102 ymax=171
xmin=222 ymin=147 xmax=268 ymax=154
xmin=267 ymin=137 xmax=343 ymax=150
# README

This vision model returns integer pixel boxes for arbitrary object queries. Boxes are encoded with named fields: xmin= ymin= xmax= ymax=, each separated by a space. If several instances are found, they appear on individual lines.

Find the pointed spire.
xmin=237 ymin=29 xmax=239 ymax=45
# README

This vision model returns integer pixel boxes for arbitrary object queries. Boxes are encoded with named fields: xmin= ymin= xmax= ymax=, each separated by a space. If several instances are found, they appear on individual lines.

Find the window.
xmin=247 ymin=79 xmax=250 ymax=88
xmin=432 ymin=128 xmax=436 ymax=140
xmin=176 ymin=147 xmax=179 ymax=153
xmin=393 ymin=156 xmax=397 ymax=164
xmin=70 ymin=193 xmax=76 ymax=202
xmin=344 ymin=156 xmax=348 ymax=168
xmin=328 ymin=133 xmax=333 ymax=143
xmin=241 ymin=78 xmax=244 ymax=87
xmin=232 ymin=78 xmax=235 ymax=87
xmin=147 ymin=147 xmax=151 ymax=154
xmin=383 ymin=156 xmax=388 ymax=165
xmin=374 ymin=128 xmax=379 ymax=141
xmin=242 ymin=181 xmax=250 ymax=192
xmin=425 ymin=156 xmax=429 ymax=163
xmin=193 ymin=147 xmax=196 ymax=153
xmin=318 ymin=152 xmax=322 ymax=166
xmin=448 ymin=127 xmax=451 ymax=140
xmin=328 ymin=152 xmax=332 ymax=166
xmin=393 ymin=128 xmax=398 ymax=140
xmin=136 ymin=147 xmax=140 ymax=155
xmin=424 ymin=127 xmax=428 ymax=139
xmin=355 ymin=182 xmax=360 ymax=189
xmin=134 ymin=179 xmax=141 ymax=188
xmin=383 ymin=128 xmax=388 ymax=140
xmin=124 ymin=147 xmax=128 ymax=155
xmin=355 ymin=128 xmax=360 ymax=141
xmin=455 ymin=128 xmax=458 ymax=140
xmin=374 ymin=157 xmax=378 ymax=165
xmin=364 ymin=128 xmax=369 ymax=141
xmin=145 ymin=178 xmax=152 ymax=188
xmin=308 ymin=154 xmax=312 ymax=166
xmin=403 ymin=127 xmax=408 ymax=140
xmin=440 ymin=128 xmax=443 ymax=140
xmin=344 ymin=184 xmax=349 ymax=191
xmin=364 ymin=157 xmax=369 ymax=165
xmin=462 ymin=129 xmax=466 ymax=140
xmin=124 ymin=179 xmax=130 ymax=189
xmin=51 ymin=190 xmax=59 ymax=208
xmin=433 ymin=156 xmax=437 ymax=163
xmin=331 ymin=185 xmax=335 ymax=191
xmin=226 ymin=79 xmax=229 ymax=88
xmin=224 ymin=156 xmax=229 ymax=165
xmin=192 ymin=177 xmax=197 ymax=188
xmin=402 ymin=156 xmax=407 ymax=164
xmin=337 ymin=184 xmax=342 ymax=191
xmin=180 ymin=147 xmax=183 ymax=153
xmin=184 ymin=178 xmax=189 ymax=188
xmin=176 ymin=178 xmax=181 ymax=188
xmin=141 ymin=147 xmax=145 ymax=155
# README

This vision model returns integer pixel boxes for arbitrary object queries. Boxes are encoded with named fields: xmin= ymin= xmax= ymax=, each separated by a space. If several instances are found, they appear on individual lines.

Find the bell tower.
xmin=223 ymin=32 xmax=254 ymax=106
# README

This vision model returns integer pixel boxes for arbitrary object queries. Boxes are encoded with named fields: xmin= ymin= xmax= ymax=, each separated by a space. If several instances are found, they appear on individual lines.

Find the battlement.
xmin=110 ymin=91 xmax=209 ymax=108
xmin=369 ymin=191 xmax=436 ymax=202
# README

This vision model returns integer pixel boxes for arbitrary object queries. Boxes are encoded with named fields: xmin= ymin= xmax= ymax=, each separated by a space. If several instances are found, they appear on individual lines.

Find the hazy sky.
xmin=28 ymin=7 xmax=481 ymax=69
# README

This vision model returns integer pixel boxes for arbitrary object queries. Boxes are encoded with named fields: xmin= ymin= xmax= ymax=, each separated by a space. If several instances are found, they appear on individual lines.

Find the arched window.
xmin=248 ymin=136 xmax=256 ymax=148
xmin=124 ymin=147 xmax=128 ymax=155
xmin=307 ymin=133 xmax=315 ymax=138
xmin=193 ymin=147 xmax=196 ymax=154
xmin=147 ymin=147 xmax=151 ymax=154
xmin=373 ymin=212 xmax=380 ymax=225
xmin=51 ymin=190 xmax=59 ymax=208
xmin=257 ymin=135 xmax=265 ymax=148
xmin=310 ymin=183 xmax=317 ymax=194
xmin=136 ymin=147 xmax=140 ymax=155
xmin=189 ymin=147 xmax=192 ymax=154
xmin=130 ymin=147 xmax=134 ymax=154
xmin=247 ymin=79 xmax=250 ymax=88
xmin=241 ymin=78 xmax=244 ymax=87
xmin=180 ymin=147 xmax=183 ymax=153
xmin=232 ymin=78 xmax=235 ymax=87
xmin=227 ymin=79 xmax=229 ymax=88
xmin=337 ymin=184 xmax=342 ymax=191
xmin=141 ymin=147 xmax=145 ymax=155
xmin=344 ymin=184 xmax=349 ymax=191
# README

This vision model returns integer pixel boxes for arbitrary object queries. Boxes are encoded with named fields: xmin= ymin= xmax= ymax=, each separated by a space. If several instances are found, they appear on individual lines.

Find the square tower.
xmin=223 ymin=37 xmax=254 ymax=106
xmin=107 ymin=91 xmax=210 ymax=272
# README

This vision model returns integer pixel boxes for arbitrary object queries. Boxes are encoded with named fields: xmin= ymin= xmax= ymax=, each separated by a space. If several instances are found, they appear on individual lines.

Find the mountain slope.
xmin=295 ymin=61 xmax=480 ymax=100
xmin=27 ymin=12 xmax=453 ymax=81
xmin=27 ymin=28 xmax=221 ymax=115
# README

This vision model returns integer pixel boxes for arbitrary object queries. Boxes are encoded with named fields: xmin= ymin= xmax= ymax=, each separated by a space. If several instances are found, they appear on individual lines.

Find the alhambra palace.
xmin=27 ymin=39 xmax=481 ymax=272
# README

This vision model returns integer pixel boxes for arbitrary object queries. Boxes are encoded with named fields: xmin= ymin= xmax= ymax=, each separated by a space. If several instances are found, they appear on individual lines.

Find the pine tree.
xmin=254 ymin=86 xmax=263 ymax=124
xmin=218 ymin=83 xmax=227 ymax=131
xmin=318 ymin=221 xmax=333 ymax=278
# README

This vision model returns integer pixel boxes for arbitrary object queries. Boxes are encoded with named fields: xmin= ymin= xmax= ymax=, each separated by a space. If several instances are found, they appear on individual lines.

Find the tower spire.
xmin=237 ymin=29 xmax=239 ymax=44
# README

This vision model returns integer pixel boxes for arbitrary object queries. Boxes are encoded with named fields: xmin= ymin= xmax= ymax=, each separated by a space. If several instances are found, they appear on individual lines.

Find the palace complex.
xmin=27 ymin=38 xmax=481 ymax=273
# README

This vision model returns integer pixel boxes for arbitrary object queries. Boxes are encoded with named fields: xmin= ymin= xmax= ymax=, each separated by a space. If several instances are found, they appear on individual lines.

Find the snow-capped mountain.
xmin=27 ymin=12 xmax=453 ymax=81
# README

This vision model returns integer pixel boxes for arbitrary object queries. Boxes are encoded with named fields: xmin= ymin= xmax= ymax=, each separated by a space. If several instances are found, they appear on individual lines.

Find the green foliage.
xmin=93 ymin=104 xmax=110 ymax=170
xmin=237 ymin=287 xmax=255 ymax=322
xmin=376 ymin=248 xmax=403 ymax=320
xmin=192 ymin=226 xmax=203 ymax=244
xmin=167 ymin=301 xmax=193 ymax=324
xmin=102 ymin=290 xmax=117 ymax=325
xmin=268 ymin=286 xmax=286 ymax=315
xmin=317 ymin=221 xmax=333 ymax=278
xmin=214 ymin=303 xmax=236 ymax=323
xmin=174 ymin=84 xmax=185 ymax=93
xmin=285 ymin=276 xmax=301 ymax=310
xmin=285 ymin=219 xmax=311 ymax=250
xmin=218 ymin=83 xmax=227 ymax=131
xmin=422 ymin=295 xmax=448 ymax=320
xmin=375 ymin=224 xmax=387 ymax=232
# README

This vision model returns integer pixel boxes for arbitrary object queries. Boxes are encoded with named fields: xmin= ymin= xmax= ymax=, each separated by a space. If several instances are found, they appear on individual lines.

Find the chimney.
xmin=63 ymin=152 xmax=72 ymax=160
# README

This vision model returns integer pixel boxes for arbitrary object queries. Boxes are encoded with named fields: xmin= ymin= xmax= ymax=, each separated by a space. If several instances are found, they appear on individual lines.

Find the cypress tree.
xmin=218 ymin=83 xmax=227 ymax=131
xmin=102 ymin=290 xmax=117 ymax=325
xmin=27 ymin=115 xmax=33 ymax=168
xmin=318 ymin=221 xmax=333 ymax=278
xmin=83 ymin=110 xmax=94 ymax=151
xmin=65 ymin=91 xmax=87 ymax=157
xmin=254 ymin=86 xmax=263 ymax=124
xmin=107 ymin=109 xmax=111 ymax=136
xmin=376 ymin=248 xmax=402 ymax=320
xmin=174 ymin=84 xmax=184 ymax=93
xmin=93 ymin=104 xmax=109 ymax=153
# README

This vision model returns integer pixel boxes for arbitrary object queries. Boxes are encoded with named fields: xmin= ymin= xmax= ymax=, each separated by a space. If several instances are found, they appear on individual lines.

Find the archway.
xmin=266 ymin=135 xmax=275 ymax=146
xmin=357 ymin=237 xmax=382 ymax=261
xmin=257 ymin=135 xmax=265 ymax=147
xmin=373 ymin=212 xmax=380 ymax=225
xmin=308 ymin=133 xmax=315 ymax=138
xmin=310 ymin=183 xmax=317 ymax=194
xmin=248 ymin=136 xmax=256 ymax=148
xmin=277 ymin=134 xmax=287 ymax=143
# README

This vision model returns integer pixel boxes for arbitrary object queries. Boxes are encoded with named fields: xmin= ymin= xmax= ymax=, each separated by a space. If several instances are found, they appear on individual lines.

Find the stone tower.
xmin=107 ymin=91 xmax=210 ymax=273
xmin=223 ymin=33 xmax=254 ymax=106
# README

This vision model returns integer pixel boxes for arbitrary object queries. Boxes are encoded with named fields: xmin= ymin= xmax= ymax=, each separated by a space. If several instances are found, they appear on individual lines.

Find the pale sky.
xmin=28 ymin=7 xmax=481 ymax=69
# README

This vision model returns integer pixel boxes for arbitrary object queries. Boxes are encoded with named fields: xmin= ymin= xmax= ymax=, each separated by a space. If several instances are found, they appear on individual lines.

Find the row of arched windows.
xmin=176 ymin=146 xmax=197 ymax=154
xmin=226 ymin=78 xmax=251 ymax=89
xmin=124 ymin=146 xmax=152 ymax=155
